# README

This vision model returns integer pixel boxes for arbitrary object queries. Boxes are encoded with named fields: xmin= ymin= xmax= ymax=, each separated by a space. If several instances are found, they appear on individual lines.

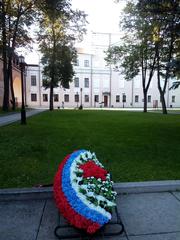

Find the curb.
xmin=114 ymin=180 xmax=180 ymax=194
xmin=0 ymin=181 xmax=180 ymax=201
xmin=0 ymin=187 xmax=53 ymax=201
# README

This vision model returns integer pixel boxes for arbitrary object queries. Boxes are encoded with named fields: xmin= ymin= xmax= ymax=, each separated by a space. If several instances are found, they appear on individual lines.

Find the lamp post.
xmin=19 ymin=55 xmax=26 ymax=125
xmin=122 ymin=93 xmax=125 ymax=108
xmin=76 ymin=91 xmax=79 ymax=108
xmin=80 ymin=87 xmax=83 ymax=109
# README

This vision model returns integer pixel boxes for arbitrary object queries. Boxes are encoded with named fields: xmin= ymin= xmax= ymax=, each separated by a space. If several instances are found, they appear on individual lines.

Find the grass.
xmin=0 ymin=110 xmax=180 ymax=188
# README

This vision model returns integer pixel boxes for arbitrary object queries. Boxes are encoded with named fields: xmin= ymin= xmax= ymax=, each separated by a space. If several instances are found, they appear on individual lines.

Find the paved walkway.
xmin=0 ymin=181 xmax=180 ymax=240
xmin=0 ymin=109 xmax=46 ymax=127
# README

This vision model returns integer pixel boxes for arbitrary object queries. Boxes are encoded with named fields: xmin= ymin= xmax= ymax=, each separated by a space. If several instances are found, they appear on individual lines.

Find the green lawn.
xmin=0 ymin=110 xmax=180 ymax=188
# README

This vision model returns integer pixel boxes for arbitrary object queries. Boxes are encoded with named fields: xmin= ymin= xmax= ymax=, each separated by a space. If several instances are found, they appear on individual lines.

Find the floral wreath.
xmin=53 ymin=150 xmax=117 ymax=234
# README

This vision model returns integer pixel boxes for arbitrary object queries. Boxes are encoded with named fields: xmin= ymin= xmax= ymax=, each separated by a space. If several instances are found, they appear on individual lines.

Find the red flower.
xmin=79 ymin=161 xmax=108 ymax=181
xmin=53 ymin=153 xmax=100 ymax=234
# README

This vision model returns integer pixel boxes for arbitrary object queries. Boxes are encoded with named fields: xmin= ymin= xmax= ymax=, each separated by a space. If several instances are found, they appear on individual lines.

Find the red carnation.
xmin=79 ymin=161 xmax=108 ymax=181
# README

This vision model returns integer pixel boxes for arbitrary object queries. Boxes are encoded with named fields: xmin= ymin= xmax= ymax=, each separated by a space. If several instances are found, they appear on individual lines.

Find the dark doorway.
xmin=104 ymin=95 xmax=108 ymax=107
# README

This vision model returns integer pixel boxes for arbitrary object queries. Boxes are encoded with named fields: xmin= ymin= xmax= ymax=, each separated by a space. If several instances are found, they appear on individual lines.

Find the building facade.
xmin=1 ymin=33 xmax=179 ymax=110
xmin=0 ymin=56 xmax=22 ymax=108
xmin=25 ymin=47 xmax=180 ymax=109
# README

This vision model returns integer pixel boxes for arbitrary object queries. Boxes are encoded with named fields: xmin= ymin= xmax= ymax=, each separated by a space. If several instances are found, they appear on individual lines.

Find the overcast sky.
xmin=25 ymin=0 xmax=126 ymax=64
xmin=71 ymin=0 xmax=125 ymax=33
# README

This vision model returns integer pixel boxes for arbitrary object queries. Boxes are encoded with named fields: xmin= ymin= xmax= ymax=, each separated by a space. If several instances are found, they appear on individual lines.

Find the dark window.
xmin=116 ymin=95 xmax=120 ymax=102
xmin=84 ymin=78 xmax=89 ymax=88
xmin=84 ymin=60 xmax=89 ymax=67
xmin=94 ymin=95 xmax=99 ymax=102
xmin=135 ymin=95 xmax=139 ymax=103
xmin=75 ymin=94 xmax=79 ymax=102
xmin=122 ymin=94 xmax=126 ymax=103
xmin=74 ymin=59 xmax=79 ymax=66
xmin=43 ymin=94 xmax=48 ymax=102
xmin=54 ymin=94 xmax=59 ymax=102
xmin=64 ymin=94 xmax=69 ymax=102
xmin=31 ymin=93 xmax=37 ymax=102
xmin=31 ymin=75 xmax=36 ymax=86
xmin=74 ymin=77 xmax=79 ymax=88
xmin=85 ymin=95 xmax=89 ymax=102
xmin=148 ymin=95 xmax=151 ymax=103
xmin=172 ymin=96 xmax=175 ymax=103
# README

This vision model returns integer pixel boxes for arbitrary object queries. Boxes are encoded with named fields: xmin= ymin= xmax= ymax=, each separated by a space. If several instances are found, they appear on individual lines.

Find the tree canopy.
xmin=37 ymin=0 xmax=87 ymax=110
xmin=105 ymin=0 xmax=180 ymax=114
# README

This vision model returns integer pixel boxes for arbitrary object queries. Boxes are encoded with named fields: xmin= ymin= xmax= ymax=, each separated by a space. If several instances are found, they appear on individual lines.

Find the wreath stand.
xmin=54 ymin=205 xmax=124 ymax=239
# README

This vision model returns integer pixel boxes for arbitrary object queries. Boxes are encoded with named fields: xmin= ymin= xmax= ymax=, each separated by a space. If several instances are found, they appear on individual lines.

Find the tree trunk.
xmin=157 ymin=72 xmax=167 ymax=114
xmin=10 ymin=64 xmax=16 ymax=110
xmin=156 ymin=41 xmax=167 ymax=115
xmin=2 ymin=2 xmax=9 ymax=111
xmin=49 ymin=84 xmax=54 ymax=111
xmin=161 ymin=93 xmax=167 ymax=114
xmin=143 ymin=89 xmax=148 ymax=113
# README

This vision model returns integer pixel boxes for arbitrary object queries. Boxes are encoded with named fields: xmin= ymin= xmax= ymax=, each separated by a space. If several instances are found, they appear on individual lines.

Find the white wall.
xmin=26 ymin=50 xmax=180 ymax=109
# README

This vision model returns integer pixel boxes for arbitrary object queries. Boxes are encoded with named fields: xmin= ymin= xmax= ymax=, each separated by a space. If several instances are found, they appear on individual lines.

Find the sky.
xmin=25 ymin=0 xmax=126 ymax=64
xmin=71 ymin=0 xmax=125 ymax=33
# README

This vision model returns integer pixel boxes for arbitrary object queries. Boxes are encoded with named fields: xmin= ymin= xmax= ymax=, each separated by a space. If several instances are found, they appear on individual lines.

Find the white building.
xmin=25 ymin=33 xmax=180 ymax=109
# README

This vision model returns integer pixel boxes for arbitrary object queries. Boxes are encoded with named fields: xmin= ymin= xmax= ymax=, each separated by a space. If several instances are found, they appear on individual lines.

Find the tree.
xmin=38 ymin=0 xmax=87 ymax=110
xmin=0 ymin=0 xmax=38 ymax=111
xmin=138 ymin=0 xmax=180 ymax=114
xmin=41 ymin=42 xmax=77 ymax=110
xmin=105 ymin=2 xmax=157 ymax=112
xmin=106 ymin=0 xmax=180 ymax=114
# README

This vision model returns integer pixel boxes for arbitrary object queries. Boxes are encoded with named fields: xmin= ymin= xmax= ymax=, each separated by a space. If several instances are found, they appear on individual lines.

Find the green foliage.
xmin=41 ymin=43 xmax=77 ymax=89
xmin=37 ymin=0 xmax=87 ymax=110
xmin=105 ymin=0 xmax=180 ymax=113
xmin=169 ymin=81 xmax=180 ymax=90
xmin=105 ymin=1 xmax=157 ymax=112
xmin=138 ymin=0 xmax=180 ymax=113
xmin=0 ymin=0 xmax=39 ymax=111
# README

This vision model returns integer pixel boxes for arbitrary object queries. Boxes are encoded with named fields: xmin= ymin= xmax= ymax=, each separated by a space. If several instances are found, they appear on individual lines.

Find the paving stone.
xmin=0 ymin=199 xmax=45 ymax=240
xmin=109 ymin=207 xmax=118 ymax=222
xmin=36 ymin=199 xmax=125 ymax=240
xmin=37 ymin=200 xmax=86 ymax=240
xmin=117 ymin=192 xmax=180 ymax=235
xmin=129 ymin=232 xmax=180 ymax=240
xmin=94 ymin=236 xmax=127 ymax=240
xmin=36 ymin=199 xmax=59 ymax=240
xmin=172 ymin=192 xmax=180 ymax=202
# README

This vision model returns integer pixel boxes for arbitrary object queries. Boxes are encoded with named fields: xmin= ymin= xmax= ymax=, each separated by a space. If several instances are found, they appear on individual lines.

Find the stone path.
xmin=0 ymin=181 xmax=180 ymax=240
xmin=0 ymin=109 xmax=46 ymax=126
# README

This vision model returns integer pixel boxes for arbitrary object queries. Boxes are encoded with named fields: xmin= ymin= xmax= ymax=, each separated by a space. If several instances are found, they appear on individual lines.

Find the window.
xmin=75 ymin=94 xmax=79 ymax=102
xmin=172 ymin=96 xmax=175 ymax=103
xmin=43 ymin=94 xmax=48 ymax=102
xmin=85 ymin=95 xmax=89 ymax=102
xmin=84 ymin=78 xmax=89 ymax=88
xmin=74 ymin=59 xmax=79 ymax=66
xmin=135 ymin=95 xmax=139 ymax=103
xmin=74 ymin=77 xmax=79 ymax=88
xmin=116 ymin=95 xmax=120 ymax=102
xmin=84 ymin=60 xmax=89 ymax=67
xmin=31 ymin=93 xmax=37 ymax=102
xmin=54 ymin=94 xmax=59 ymax=102
xmin=148 ymin=95 xmax=151 ymax=103
xmin=31 ymin=75 xmax=36 ymax=86
xmin=64 ymin=94 xmax=69 ymax=102
xmin=94 ymin=95 xmax=99 ymax=102
xmin=122 ymin=94 xmax=126 ymax=103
